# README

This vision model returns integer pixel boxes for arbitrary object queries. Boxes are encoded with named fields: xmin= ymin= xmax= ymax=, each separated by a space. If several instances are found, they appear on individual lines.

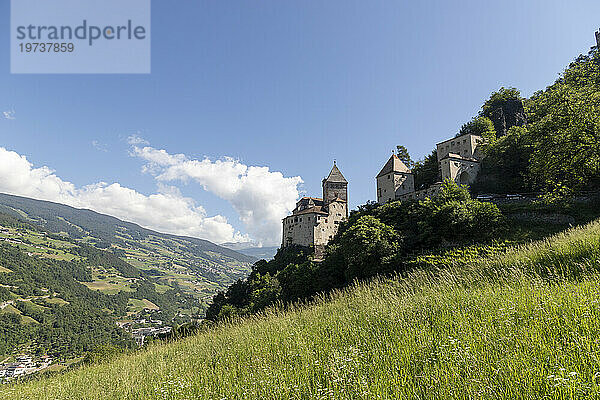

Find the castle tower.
xmin=376 ymin=154 xmax=414 ymax=204
xmin=282 ymin=162 xmax=348 ymax=253
xmin=322 ymin=162 xmax=348 ymax=216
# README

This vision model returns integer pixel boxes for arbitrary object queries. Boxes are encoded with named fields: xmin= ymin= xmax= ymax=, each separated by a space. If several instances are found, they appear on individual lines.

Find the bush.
xmin=338 ymin=216 xmax=400 ymax=280
xmin=416 ymin=181 xmax=505 ymax=245
xmin=207 ymin=181 xmax=507 ymax=322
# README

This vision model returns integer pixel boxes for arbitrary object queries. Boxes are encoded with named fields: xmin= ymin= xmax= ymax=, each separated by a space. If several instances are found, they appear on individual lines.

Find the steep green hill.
xmin=0 ymin=193 xmax=254 ymax=306
xmin=3 ymin=217 xmax=600 ymax=398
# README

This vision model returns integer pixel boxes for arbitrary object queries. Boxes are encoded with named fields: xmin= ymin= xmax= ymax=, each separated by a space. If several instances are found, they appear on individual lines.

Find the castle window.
xmin=387 ymin=175 xmax=390 ymax=179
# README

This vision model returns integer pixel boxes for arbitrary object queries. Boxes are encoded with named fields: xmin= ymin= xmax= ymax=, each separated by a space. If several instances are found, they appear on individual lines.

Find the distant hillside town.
xmin=0 ymin=355 xmax=52 ymax=383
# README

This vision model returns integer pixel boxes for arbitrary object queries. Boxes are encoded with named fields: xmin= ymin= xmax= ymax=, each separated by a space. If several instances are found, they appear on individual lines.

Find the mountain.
xmin=221 ymin=242 xmax=279 ymax=260
xmin=236 ymin=246 xmax=278 ymax=260
xmin=0 ymin=211 xmax=200 ymax=360
xmin=0 ymin=193 xmax=255 ymax=307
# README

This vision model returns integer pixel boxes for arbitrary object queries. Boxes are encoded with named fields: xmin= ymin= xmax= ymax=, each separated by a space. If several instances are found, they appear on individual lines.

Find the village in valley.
xmin=0 ymin=224 xmax=179 ymax=383
xmin=0 ymin=355 xmax=53 ymax=382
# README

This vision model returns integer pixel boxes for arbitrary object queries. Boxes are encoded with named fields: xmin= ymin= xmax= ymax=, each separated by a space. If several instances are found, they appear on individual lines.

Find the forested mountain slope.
xmin=0 ymin=193 xmax=254 ymax=307
xmin=0 ymin=212 xmax=197 ymax=360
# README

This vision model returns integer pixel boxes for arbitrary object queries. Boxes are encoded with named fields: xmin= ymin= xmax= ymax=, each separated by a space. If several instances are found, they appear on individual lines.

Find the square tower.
xmin=376 ymin=154 xmax=415 ymax=204
xmin=322 ymin=163 xmax=348 ymax=214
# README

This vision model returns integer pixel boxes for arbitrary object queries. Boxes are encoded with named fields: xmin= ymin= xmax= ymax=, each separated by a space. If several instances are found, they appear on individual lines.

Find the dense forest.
xmin=206 ymin=47 xmax=600 ymax=322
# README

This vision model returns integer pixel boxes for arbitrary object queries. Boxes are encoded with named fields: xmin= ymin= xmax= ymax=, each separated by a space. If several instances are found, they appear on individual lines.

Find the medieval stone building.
xmin=376 ymin=154 xmax=414 ymax=204
xmin=376 ymin=133 xmax=484 ymax=204
xmin=282 ymin=163 xmax=348 ymax=252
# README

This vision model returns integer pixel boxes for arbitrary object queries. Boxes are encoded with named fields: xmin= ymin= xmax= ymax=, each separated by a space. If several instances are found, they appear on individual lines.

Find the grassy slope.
xmin=3 ymin=220 xmax=600 ymax=399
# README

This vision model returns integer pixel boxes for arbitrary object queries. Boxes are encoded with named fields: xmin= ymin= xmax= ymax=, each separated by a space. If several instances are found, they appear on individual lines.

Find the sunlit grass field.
xmin=3 ymin=220 xmax=600 ymax=399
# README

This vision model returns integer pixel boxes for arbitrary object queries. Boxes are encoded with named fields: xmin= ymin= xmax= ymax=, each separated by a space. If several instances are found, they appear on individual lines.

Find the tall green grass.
xmin=3 ymin=220 xmax=600 ymax=399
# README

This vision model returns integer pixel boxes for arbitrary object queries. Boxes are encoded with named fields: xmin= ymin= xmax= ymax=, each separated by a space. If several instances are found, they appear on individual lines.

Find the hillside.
xmin=221 ymin=242 xmax=279 ymax=260
xmin=0 ymin=193 xmax=255 ymax=307
xmin=2 ymin=217 xmax=600 ymax=398
xmin=0 ymin=211 xmax=203 ymax=361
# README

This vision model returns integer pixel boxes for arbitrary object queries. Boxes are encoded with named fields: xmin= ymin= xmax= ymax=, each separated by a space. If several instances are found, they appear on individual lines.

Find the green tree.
xmin=412 ymin=150 xmax=440 ymax=190
xmin=457 ymin=116 xmax=497 ymax=144
xmin=396 ymin=145 xmax=414 ymax=168
xmin=471 ymin=126 xmax=533 ymax=194
xmin=528 ymin=87 xmax=600 ymax=199
xmin=482 ymin=87 xmax=527 ymax=136
xmin=416 ymin=180 xmax=505 ymax=245
xmin=525 ymin=49 xmax=600 ymax=199
xmin=338 ymin=215 xmax=400 ymax=280
xmin=249 ymin=273 xmax=281 ymax=312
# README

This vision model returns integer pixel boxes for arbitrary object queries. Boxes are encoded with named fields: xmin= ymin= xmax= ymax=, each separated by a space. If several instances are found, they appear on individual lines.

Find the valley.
xmin=0 ymin=197 xmax=257 ymax=373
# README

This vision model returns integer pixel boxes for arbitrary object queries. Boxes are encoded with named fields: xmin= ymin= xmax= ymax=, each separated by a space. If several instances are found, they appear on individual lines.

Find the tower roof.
xmin=376 ymin=154 xmax=411 ymax=178
xmin=324 ymin=163 xmax=347 ymax=183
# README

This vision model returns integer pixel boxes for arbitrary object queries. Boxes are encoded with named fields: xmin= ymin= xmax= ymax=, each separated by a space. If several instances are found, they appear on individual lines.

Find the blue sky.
xmin=0 ymin=0 xmax=599 ymax=245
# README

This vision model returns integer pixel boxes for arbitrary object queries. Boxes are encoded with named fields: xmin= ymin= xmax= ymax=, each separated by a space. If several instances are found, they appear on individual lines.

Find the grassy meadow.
xmin=3 ymin=220 xmax=600 ymax=399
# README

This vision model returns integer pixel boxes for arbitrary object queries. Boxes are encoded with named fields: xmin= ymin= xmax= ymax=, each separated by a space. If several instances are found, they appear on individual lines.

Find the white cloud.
xmin=3 ymin=110 xmax=16 ymax=120
xmin=129 ymin=136 xmax=303 ymax=246
xmin=92 ymin=140 xmax=108 ymax=152
xmin=0 ymin=147 xmax=248 ymax=244
xmin=127 ymin=134 xmax=149 ymax=145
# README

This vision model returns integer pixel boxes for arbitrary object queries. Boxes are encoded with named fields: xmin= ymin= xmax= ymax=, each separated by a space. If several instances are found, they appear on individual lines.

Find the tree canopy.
xmin=206 ymin=181 xmax=505 ymax=322
xmin=472 ymin=49 xmax=600 ymax=199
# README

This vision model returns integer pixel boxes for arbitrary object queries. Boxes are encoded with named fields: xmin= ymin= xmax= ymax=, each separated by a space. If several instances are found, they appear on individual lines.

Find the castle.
xmin=376 ymin=133 xmax=484 ymax=204
xmin=281 ymin=133 xmax=483 ymax=251
xmin=281 ymin=30 xmax=598 ymax=249
xmin=282 ymin=163 xmax=348 ymax=252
